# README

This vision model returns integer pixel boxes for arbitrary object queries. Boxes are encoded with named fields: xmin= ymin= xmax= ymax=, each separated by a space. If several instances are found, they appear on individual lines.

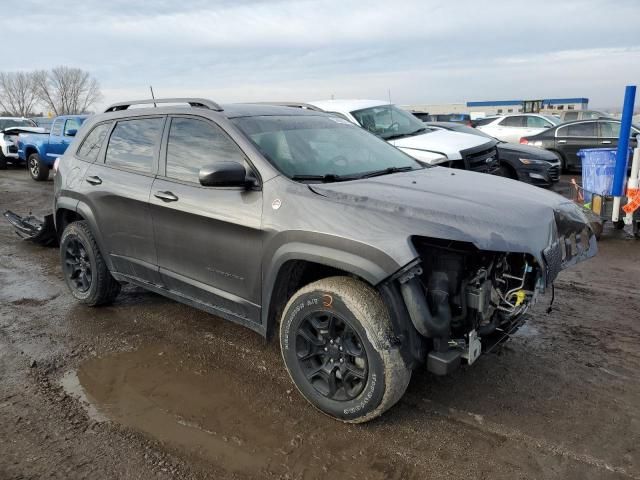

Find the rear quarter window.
xmin=76 ymin=123 xmax=112 ymax=161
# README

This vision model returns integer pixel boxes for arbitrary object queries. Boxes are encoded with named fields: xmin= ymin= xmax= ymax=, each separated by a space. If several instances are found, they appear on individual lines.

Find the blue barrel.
xmin=577 ymin=148 xmax=630 ymax=200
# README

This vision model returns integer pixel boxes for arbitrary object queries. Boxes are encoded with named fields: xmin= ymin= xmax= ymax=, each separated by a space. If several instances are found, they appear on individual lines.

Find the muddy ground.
xmin=1 ymin=166 xmax=639 ymax=480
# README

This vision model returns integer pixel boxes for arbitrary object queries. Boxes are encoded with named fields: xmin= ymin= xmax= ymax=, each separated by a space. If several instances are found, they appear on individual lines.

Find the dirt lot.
xmin=1 ymin=166 xmax=639 ymax=479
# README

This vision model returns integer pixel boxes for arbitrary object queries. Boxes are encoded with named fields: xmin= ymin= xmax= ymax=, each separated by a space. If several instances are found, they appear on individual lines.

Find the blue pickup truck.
xmin=18 ymin=115 xmax=88 ymax=181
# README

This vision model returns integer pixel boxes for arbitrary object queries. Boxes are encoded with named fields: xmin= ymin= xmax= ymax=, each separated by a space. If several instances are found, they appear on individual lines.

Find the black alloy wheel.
xmin=63 ymin=238 xmax=93 ymax=293
xmin=296 ymin=311 xmax=368 ymax=401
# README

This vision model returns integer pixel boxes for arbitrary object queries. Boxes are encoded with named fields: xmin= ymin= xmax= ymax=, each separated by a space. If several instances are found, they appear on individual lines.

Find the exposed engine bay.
xmin=398 ymin=237 xmax=543 ymax=375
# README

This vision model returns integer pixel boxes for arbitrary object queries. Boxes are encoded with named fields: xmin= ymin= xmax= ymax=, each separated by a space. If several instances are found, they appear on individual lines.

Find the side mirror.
xmin=199 ymin=161 xmax=256 ymax=188
xmin=66 ymin=129 xmax=77 ymax=137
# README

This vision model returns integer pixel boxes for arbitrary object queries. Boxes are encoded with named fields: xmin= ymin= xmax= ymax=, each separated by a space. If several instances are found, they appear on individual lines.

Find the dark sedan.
xmin=424 ymin=122 xmax=560 ymax=187
xmin=520 ymin=119 xmax=640 ymax=171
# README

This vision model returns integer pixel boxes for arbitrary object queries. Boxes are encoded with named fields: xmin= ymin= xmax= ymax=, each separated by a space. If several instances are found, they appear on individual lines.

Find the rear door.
xmin=598 ymin=120 xmax=640 ymax=148
xmin=495 ymin=115 xmax=526 ymax=142
xmin=555 ymin=121 xmax=598 ymax=169
xmin=81 ymin=116 xmax=166 ymax=285
xmin=150 ymin=115 xmax=263 ymax=325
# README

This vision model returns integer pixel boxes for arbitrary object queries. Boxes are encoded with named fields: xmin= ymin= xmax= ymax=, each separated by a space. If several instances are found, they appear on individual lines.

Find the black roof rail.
xmin=104 ymin=98 xmax=223 ymax=113
xmin=250 ymin=102 xmax=325 ymax=112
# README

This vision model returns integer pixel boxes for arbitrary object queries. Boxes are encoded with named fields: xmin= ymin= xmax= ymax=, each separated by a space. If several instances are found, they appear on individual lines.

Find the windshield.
xmin=233 ymin=115 xmax=422 ymax=181
xmin=0 ymin=118 xmax=37 ymax=130
xmin=350 ymin=105 xmax=427 ymax=140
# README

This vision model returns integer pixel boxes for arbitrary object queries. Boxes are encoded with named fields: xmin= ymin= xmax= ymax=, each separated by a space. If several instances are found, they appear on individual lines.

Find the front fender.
xmin=260 ymin=232 xmax=404 ymax=330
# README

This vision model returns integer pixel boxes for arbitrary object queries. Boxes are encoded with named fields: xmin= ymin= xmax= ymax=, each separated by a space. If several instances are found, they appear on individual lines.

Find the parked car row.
xmin=521 ymin=118 xmax=640 ymax=171
xmin=424 ymin=122 xmax=560 ymax=187
xmin=6 ymin=97 xmax=598 ymax=423
xmin=412 ymin=109 xmax=638 ymax=173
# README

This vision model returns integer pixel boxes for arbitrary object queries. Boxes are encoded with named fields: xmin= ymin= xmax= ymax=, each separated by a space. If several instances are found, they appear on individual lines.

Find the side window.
xmin=166 ymin=117 xmax=247 ymax=183
xmin=566 ymin=122 xmax=596 ymax=137
xmin=105 ymin=117 xmax=164 ymax=174
xmin=76 ymin=123 xmax=111 ymax=161
xmin=50 ymin=119 xmax=63 ymax=137
xmin=564 ymin=112 xmax=579 ymax=121
xmin=527 ymin=116 xmax=552 ymax=128
xmin=64 ymin=118 xmax=83 ymax=136
xmin=499 ymin=116 xmax=524 ymax=127
xmin=599 ymin=122 xmax=620 ymax=138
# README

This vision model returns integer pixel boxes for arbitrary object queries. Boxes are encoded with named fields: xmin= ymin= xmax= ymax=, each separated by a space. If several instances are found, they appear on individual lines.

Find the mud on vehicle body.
xmin=5 ymin=98 xmax=597 ymax=423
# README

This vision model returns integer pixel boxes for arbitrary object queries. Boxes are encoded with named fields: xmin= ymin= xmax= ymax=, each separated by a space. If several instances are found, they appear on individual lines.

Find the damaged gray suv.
xmin=51 ymin=98 xmax=596 ymax=423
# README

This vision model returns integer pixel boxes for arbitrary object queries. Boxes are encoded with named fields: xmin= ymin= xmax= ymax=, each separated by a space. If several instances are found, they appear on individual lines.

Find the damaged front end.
xmin=395 ymin=208 xmax=597 ymax=376
xmin=3 ymin=210 xmax=58 ymax=247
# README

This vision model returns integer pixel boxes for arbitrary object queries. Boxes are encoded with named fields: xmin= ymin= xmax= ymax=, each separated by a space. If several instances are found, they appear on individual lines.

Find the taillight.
xmin=520 ymin=138 xmax=528 ymax=144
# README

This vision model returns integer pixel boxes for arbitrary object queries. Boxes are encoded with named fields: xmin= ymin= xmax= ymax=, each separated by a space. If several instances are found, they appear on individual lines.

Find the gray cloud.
xmin=3 ymin=0 xmax=638 ymax=109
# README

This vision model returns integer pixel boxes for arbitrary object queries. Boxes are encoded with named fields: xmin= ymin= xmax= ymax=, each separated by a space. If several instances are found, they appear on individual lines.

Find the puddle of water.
xmin=74 ymin=345 xmax=402 ymax=479
xmin=0 ymin=265 xmax=60 ymax=305
xmin=60 ymin=370 xmax=109 ymax=422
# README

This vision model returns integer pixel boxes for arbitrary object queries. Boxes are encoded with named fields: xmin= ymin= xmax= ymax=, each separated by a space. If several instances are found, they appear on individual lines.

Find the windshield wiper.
xmin=383 ymin=127 xmax=427 ymax=141
xmin=290 ymin=173 xmax=355 ymax=183
xmin=357 ymin=166 xmax=417 ymax=179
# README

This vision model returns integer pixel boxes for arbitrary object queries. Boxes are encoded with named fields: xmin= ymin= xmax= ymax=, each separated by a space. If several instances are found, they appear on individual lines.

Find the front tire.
xmin=279 ymin=276 xmax=411 ymax=423
xmin=0 ymin=151 xmax=7 ymax=170
xmin=60 ymin=221 xmax=121 ymax=306
xmin=28 ymin=153 xmax=49 ymax=181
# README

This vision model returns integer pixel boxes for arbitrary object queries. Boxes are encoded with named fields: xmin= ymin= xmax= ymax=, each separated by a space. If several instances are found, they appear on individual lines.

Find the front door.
xmin=149 ymin=115 xmax=264 ymax=325
xmin=80 ymin=116 xmax=166 ymax=284
xmin=555 ymin=121 xmax=598 ymax=170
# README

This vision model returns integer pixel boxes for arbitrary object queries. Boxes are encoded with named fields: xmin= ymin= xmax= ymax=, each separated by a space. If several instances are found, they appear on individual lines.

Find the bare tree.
xmin=0 ymin=71 xmax=40 ymax=117
xmin=34 ymin=66 xmax=102 ymax=115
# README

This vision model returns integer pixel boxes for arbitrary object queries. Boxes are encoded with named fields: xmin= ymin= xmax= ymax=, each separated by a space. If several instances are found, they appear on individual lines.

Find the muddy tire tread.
xmin=280 ymin=276 xmax=411 ymax=424
xmin=60 ymin=221 xmax=120 ymax=306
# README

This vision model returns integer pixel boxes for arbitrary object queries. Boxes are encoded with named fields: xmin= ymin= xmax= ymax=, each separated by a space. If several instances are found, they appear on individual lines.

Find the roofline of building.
xmin=467 ymin=98 xmax=589 ymax=107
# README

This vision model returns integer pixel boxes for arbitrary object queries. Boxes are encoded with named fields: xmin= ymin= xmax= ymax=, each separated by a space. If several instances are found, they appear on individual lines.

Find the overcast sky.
xmin=3 ymin=0 xmax=639 ymax=110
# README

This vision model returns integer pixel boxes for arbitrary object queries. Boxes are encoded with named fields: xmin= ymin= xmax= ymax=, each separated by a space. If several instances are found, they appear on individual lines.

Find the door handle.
xmin=86 ymin=176 xmax=102 ymax=185
xmin=154 ymin=191 xmax=179 ymax=202
xmin=557 ymin=140 xmax=567 ymax=144
xmin=601 ymin=140 xmax=612 ymax=144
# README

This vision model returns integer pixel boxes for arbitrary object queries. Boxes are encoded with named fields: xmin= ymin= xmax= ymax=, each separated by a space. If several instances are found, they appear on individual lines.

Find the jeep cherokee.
xmin=51 ymin=98 xmax=597 ymax=423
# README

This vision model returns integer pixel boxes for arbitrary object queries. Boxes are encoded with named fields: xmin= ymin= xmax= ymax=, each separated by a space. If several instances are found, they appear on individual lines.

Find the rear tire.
xmin=28 ymin=153 xmax=49 ymax=181
xmin=613 ymin=220 xmax=625 ymax=230
xmin=279 ymin=276 xmax=411 ymax=423
xmin=60 ymin=221 xmax=121 ymax=306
